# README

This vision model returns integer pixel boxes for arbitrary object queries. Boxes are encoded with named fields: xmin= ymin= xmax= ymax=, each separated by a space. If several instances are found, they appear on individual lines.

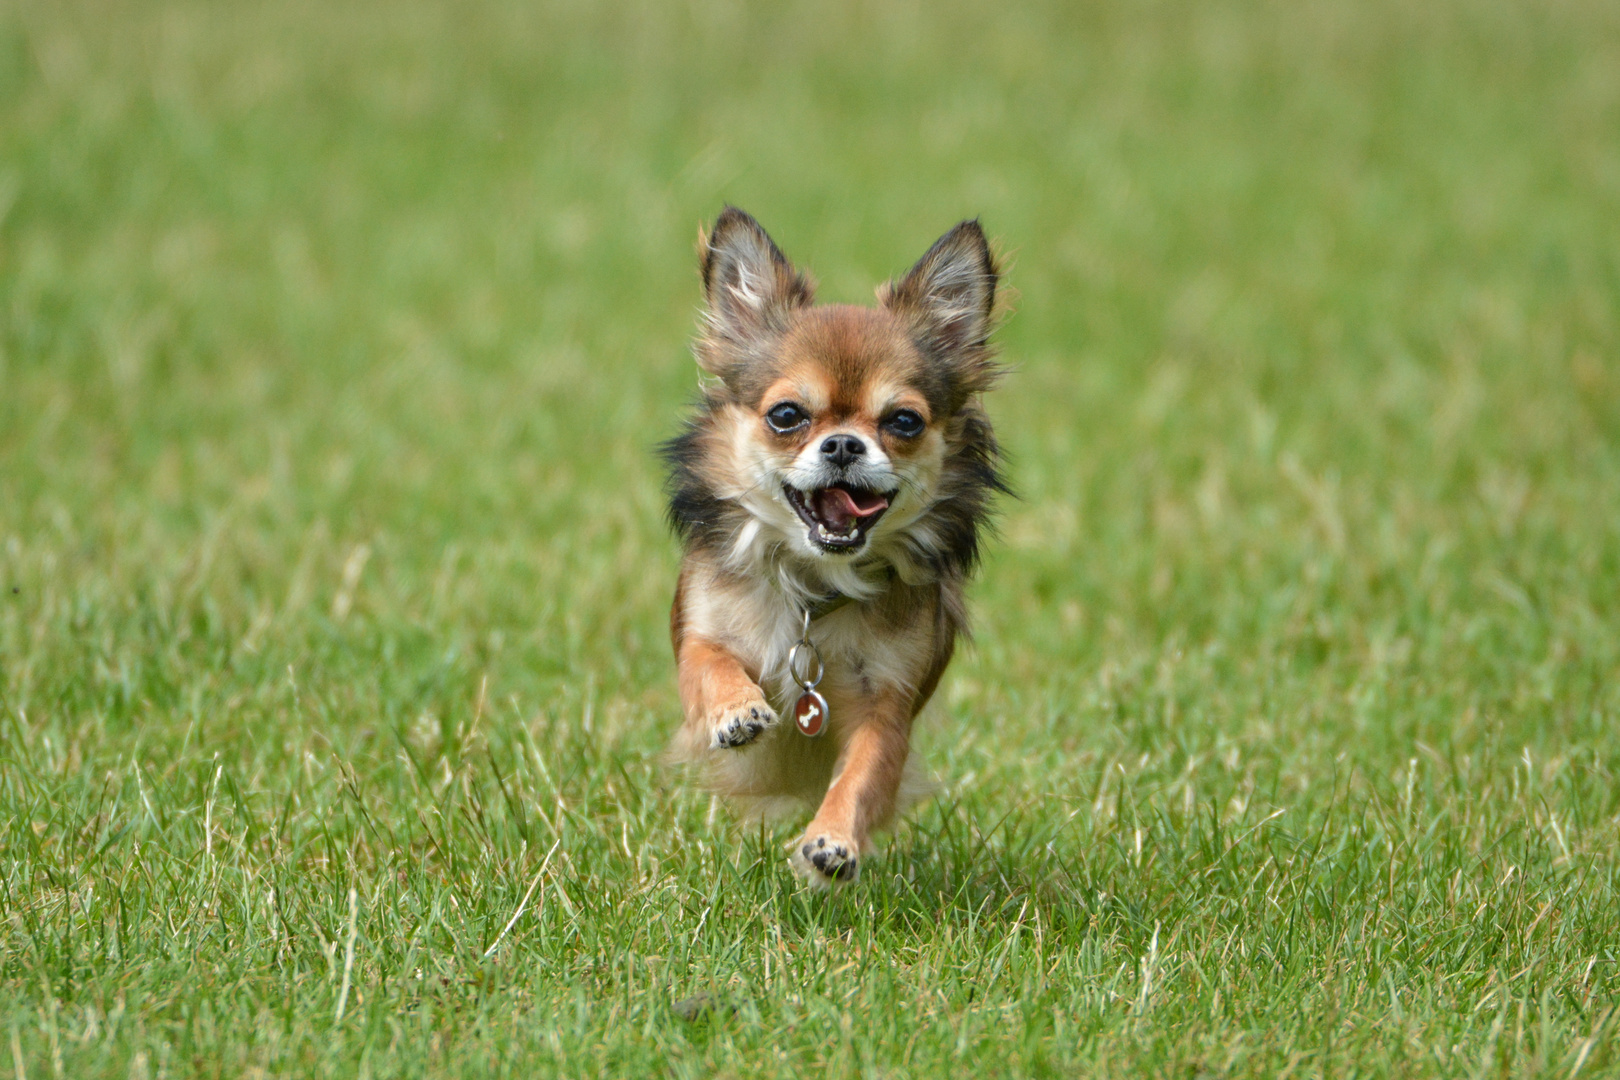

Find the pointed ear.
xmin=880 ymin=220 xmax=999 ymax=369
xmin=698 ymin=208 xmax=813 ymax=371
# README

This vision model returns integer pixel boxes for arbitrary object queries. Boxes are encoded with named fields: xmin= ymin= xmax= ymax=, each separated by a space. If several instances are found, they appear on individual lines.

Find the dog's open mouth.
xmin=784 ymin=484 xmax=891 ymax=552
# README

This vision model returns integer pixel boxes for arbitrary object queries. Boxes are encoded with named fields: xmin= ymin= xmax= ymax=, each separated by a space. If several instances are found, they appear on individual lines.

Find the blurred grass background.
xmin=2 ymin=0 xmax=1619 ymax=1076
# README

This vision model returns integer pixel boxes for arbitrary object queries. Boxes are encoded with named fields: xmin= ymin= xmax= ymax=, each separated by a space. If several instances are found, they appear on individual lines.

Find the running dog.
xmin=664 ymin=207 xmax=1006 ymax=887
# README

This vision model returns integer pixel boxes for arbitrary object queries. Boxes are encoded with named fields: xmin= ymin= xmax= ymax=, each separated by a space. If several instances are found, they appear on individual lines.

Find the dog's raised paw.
xmin=710 ymin=701 xmax=778 ymax=749
xmin=791 ymin=833 xmax=859 ymax=886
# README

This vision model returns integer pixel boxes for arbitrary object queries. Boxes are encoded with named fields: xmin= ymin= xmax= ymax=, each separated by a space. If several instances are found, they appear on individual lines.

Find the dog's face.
xmin=667 ymin=209 xmax=1003 ymax=577
xmin=744 ymin=308 xmax=942 ymax=557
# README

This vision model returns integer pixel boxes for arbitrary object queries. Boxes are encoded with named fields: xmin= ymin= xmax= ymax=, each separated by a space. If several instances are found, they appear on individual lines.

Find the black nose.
xmin=820 ymin=434 xmax=866 ymax=467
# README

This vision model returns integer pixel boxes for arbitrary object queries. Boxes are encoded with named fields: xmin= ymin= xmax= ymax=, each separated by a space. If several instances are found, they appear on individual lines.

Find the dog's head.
xmin=666 ymin=208 xmax=1005 ymax=587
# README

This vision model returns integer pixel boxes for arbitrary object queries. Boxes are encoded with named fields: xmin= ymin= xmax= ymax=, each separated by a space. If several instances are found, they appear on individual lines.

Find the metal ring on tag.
xmin=787 ymin=640 xmax=824 ymax=689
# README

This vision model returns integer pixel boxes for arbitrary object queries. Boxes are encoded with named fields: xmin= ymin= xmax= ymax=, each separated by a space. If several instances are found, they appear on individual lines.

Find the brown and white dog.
xmin=663 ymin=207 xmax=1005 ymax=887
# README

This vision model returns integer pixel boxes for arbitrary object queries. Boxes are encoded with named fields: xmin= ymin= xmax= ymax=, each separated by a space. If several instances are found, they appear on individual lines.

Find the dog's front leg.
xmin=677 ymin=637 xmax=779 ymax=751
xmin=792 ymin=691 xmax=912 ymax=886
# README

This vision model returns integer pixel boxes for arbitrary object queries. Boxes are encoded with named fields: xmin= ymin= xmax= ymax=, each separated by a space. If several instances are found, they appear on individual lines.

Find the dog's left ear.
xmin=880 ymin=220 xmax=999 ymax=381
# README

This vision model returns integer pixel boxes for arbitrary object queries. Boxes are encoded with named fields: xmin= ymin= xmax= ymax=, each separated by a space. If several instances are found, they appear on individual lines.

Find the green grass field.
xmin=3 ymin=0 xmax=1620 ymax=1075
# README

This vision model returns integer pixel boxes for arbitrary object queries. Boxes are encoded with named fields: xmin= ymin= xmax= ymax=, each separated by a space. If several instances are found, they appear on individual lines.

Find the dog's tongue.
xmin=812 ymin=486 xmax=889 ymax=533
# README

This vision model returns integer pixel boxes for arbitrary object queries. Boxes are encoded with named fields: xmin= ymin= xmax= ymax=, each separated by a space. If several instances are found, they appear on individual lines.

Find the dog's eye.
xmin=765 ymin=402 xmax=809 ymax=433
xmin=884 ymin=409 xmax=926 ymax=438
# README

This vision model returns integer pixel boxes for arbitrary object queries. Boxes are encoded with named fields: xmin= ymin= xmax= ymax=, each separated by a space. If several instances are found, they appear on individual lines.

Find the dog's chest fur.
xmin=679 ymin=558 xmax=937 ymax=715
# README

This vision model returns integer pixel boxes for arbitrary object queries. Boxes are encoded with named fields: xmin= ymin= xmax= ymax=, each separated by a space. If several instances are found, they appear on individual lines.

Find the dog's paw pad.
xmin=711 ymin=703 xmax=777 ymax=749
xmin=793 ymin=834 xmax=859 ymax=886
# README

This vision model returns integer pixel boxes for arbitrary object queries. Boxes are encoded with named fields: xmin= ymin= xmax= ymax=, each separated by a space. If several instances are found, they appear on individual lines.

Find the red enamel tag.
xmin=793 ymin=689 xmax=829 ymax=738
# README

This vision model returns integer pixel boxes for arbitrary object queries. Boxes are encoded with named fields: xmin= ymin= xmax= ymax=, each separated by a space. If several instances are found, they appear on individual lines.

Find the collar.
xmin=803 ymin=565 xmax=895 ymax=622
xmin=805 ymin=590 xmax=856 ymax=622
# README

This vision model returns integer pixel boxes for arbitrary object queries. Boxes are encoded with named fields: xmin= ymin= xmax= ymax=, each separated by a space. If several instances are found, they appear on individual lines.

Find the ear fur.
xmin=696 ymin=207 xmax=813 ymax=379
xmin=880 ymin=220 xmax=1000 ymax=394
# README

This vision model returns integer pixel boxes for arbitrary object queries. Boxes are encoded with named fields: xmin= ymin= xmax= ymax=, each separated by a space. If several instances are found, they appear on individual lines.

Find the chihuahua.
xmin=664 ymin=207 xmax=1005 ymax=887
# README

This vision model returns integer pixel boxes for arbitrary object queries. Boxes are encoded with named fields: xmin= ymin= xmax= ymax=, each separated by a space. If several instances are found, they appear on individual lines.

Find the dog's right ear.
xmin=697 ymin=208 xmax=813 ymax=375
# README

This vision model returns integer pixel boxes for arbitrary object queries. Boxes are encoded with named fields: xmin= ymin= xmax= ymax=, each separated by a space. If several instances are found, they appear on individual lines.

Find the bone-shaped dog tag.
xmin=793 ymin=689 xmax=829 ymax=738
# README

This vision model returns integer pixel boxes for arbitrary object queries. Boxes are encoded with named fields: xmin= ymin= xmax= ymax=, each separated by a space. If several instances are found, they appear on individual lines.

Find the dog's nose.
xmin=820 ymin=434 xmax=866 ymax=467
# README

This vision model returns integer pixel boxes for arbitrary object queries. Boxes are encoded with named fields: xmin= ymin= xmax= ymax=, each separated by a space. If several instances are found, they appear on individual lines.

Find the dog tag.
xmin=788 ymin=609 xmax=829 ymax=738
xmin=793 ymin=689 xmax=829 ymax=738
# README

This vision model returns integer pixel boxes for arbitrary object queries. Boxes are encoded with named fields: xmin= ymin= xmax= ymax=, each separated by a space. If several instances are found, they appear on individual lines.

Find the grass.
xmin=2 ymin=0 xmax=1619 ymax=1075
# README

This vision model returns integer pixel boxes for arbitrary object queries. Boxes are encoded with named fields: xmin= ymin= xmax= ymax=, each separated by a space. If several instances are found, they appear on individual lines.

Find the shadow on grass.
xmin=739 ymin=794 xmax=1117 ymax=943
